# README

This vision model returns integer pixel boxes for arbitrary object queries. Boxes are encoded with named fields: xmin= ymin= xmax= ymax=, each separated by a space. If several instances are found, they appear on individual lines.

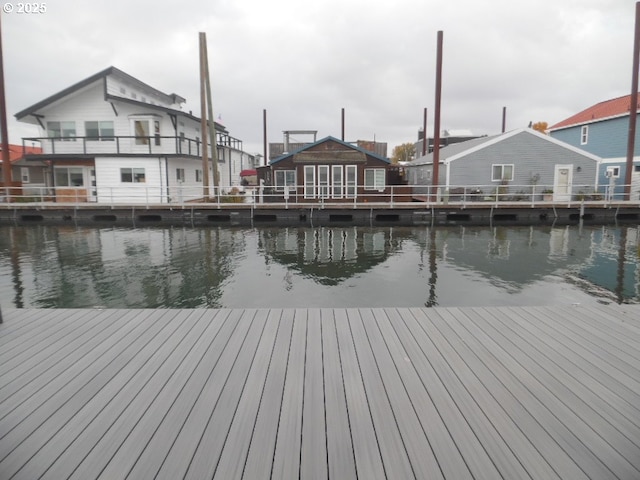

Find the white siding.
xmin=95 ymin=157 xmax=167 ymax=204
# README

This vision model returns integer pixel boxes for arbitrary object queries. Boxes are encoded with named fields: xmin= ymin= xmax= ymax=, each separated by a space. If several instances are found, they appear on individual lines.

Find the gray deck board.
xmin=270 ymin=308 xmax=307 ymax=479
xmin=1 ymin=305 xmax=639 ymax=479
xmin=320 ymin=309 xmax=357 ymax=479
xmin=242 ymin=309 xmax=295 ymax=479
xmin=38 ymin=309 xmax=220 ymax=480
xmin=299 ymin=308 xmax=328 ymax=480
xmin=440 ymin=307 xmax=631 ymax=480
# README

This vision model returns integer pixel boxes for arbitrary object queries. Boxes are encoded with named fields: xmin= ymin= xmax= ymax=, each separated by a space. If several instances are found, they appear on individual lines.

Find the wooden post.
xmin=263 ymin=109 xmax=268 ymax=166
xmin=202 ymin=35 xmax=220 ymax=189
xmin=422 ymin=107 xmax=428 ymax=156
xmin=502 ymin=106 xmax=507 ymax=133
xmin=0 ymin=12 xmax=13 ymax=192
xmin=625 ymin=2 xmax=640 ymax=200
xmin=199 ymin=33 xmax=210 ymax=199
xmin=432 ymin=31 xmax=443 ymax=202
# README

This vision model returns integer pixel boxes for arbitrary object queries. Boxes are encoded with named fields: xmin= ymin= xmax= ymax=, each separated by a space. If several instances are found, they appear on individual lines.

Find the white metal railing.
xmin=1 ymin=183 xmax=639 ymax=208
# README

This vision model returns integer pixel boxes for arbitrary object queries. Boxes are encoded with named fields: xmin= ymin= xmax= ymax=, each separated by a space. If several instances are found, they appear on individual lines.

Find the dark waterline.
xmin=0 ymin=224 xmax=638 ymax=308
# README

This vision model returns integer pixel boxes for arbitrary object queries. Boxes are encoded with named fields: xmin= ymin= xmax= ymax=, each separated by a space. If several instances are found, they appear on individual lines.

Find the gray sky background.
xmin=1 ymin=0 xmax=637 ymax=156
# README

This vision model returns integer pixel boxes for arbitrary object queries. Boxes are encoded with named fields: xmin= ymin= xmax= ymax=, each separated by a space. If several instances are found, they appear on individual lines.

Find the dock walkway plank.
xmin=0 ymin=305 xmax=639 ymax=479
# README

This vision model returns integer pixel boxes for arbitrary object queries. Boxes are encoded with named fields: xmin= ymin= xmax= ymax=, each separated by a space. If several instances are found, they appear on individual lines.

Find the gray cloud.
xmin=2 ymin=0 xmax=636 ymax=156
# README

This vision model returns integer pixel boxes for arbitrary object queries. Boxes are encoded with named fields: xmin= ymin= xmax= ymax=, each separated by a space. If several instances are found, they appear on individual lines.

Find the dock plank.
xmin=321 ymin=309 xmax=357 ymax=479
xmin=0 ymin=305 xmax=639 ymax=479
xmin=270 ymin=309 xmax=307 ymax=479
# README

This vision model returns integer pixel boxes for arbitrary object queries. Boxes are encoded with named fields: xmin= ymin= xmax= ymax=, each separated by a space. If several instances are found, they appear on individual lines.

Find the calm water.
xmin=0 ymin=224 xmax=638 ymax=308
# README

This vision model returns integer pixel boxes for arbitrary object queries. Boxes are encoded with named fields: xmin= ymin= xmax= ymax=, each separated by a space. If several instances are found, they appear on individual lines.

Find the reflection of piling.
xmin=0 ymin=304 xmax=3 ymax=323
xmin=426 ymin=227 xmax=438 ymax=307
xmin=615 ymin=227 xmax=628 ymax=304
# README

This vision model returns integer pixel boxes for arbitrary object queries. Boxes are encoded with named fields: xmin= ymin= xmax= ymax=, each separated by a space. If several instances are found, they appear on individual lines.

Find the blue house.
xmin=548 ymin=93 xmax=640 ymax=200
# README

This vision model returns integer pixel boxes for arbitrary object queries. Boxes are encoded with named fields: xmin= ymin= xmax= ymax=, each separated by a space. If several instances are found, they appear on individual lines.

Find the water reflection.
xmin=0 ymin=225 xmax=638 ymax=308
xmin=256 ymin=227 xmax=407 ymax=285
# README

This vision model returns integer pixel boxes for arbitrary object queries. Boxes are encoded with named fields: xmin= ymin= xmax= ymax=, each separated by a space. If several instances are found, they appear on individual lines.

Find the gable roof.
xmin=270 ymin=136 xmax=390 ymax=164
xmin=549 ymin=93 xmax=640 ymax=131
xmin=409 ymin=128 xmax=600 ymax=166
xmin=15 ymin=66 xmax=186 ymax=120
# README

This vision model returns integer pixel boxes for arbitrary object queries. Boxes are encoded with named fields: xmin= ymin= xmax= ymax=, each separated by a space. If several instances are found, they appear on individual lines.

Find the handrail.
xmin=21 ymin=135 xmax=232 ymax=157
xmin=1 ymin=183 xmax=638 ymax=208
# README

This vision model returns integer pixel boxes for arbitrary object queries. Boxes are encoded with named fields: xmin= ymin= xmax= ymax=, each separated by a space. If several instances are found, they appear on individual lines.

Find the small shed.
xmin=405 ymin=128 xmax=601 ymax=202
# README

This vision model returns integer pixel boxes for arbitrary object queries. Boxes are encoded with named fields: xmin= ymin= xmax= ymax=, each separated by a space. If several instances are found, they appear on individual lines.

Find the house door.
xmin=553 ymin=165 xmax=573 ymax=202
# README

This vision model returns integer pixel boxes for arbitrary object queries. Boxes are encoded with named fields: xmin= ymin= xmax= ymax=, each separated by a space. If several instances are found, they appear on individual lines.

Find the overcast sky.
xmin=1 ymin=0 xmax=637 ymax=156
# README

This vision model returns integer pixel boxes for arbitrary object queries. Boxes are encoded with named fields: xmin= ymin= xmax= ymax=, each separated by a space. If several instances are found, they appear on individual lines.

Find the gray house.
xmin=405 ymin=128 xmax=601 ymax=202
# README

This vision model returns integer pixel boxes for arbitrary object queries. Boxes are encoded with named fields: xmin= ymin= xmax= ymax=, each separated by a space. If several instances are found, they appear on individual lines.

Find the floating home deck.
xmin=1 ymin=305 xmax=639 ymax=479
xmin=2 ymin=201 xmax=640 ymax=227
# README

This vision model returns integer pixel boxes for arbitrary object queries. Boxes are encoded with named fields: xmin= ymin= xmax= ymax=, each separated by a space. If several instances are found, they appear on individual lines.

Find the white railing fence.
xmin=1 ymin=183 xmax=639 ymax=207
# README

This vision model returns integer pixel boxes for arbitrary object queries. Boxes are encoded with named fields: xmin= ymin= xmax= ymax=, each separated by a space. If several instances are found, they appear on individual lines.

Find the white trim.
xmin=548 ymin=110 xmax=639 ymax=132
xmin=443 ymin=128 xmax=601 ymax=165
xmin=331 ymin=165 xmax=343 ymax=199
xmin=580 ymin=125 xmax=588 ymax=145
xmin=318 ymin=165 xmax=329 ymax=199
xmin=304 ymin=165 xmax=315 ymax=199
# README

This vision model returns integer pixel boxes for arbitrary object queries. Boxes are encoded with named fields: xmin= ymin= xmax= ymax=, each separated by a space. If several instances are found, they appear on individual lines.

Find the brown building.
xmin=258 ymin=136 xmax=407 ymax=203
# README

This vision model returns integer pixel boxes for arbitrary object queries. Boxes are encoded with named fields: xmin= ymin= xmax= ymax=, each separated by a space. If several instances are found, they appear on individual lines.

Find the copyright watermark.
xmin=2 ymin=3 xmax=47 ymax=13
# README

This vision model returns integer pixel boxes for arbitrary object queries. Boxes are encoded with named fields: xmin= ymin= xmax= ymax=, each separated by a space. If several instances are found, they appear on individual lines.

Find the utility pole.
xmin=199 ymin=33 xmax=209 ymax=198
xmin=202 ymin=34 xmax=220 ymax=189
xmin=422 ymin=107 xmax=428 ymax=156
xmin=432 ymin=31 xmax=443 ymax=202
xmin=625 ymin=2 xmax=640 ymax=200
xmin=0 ymin=12 xmax=13 ymax=193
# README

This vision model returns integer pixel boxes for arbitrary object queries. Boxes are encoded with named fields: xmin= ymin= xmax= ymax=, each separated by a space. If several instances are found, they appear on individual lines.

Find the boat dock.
xmin=1 ymin=305 xmax=639 ymax=479
xmin=1 ymin=201 xmax=640 ymax=227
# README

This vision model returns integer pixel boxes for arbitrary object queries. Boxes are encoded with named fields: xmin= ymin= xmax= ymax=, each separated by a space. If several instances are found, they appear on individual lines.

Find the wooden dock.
xmin=1 ymin=305 xmax=639 ymax=479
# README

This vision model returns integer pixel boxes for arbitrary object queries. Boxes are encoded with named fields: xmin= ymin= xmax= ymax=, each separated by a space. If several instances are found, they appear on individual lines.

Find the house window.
xmin=21 ymin=167 xmax=30 ymax=183
xmin=492 ymin=164 xmax=514 ymax=182
xmin=606 ymin=166 xmax=620 ymax=178
xmin=134 ymin=120 xmax=150 ymax=145
xmin=304 ymin=165 xmax=315 ymax=199
xmin=176 ymin=168 xmax=185 ymax=182
xmin=318 ymin=165 xmax=330 ymax=198
xmin=47 ymin=121 xmax=76 ymax=141
xmin=332 ymin=165 xmax=343 ymax=198
xmin=85 ymin=121 xmax=114 ymax=141
xmin=345 ymin=165 xmax=357 ymax=198
xmin=364 ymin=168 xmax=386 ymax=190
xmin=120 ymin=167 xmax=146 ymax=183
xmin=581 ymin=125 xmax=589 ymax=145
xmin=120 ymin=86 xmax=126 ymax=95
xmin=55 ymin=167 xmax=84 ymax=187
xmin=196 ymin=169 xmax=202 ymax=182
xmin=154 ymin=120 xmax=161 ymax=146
xmin=275 ymin=170 xmax=296 ymax=192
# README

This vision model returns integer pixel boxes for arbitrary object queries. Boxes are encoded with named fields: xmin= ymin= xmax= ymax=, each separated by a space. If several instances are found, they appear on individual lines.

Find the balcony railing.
xmin=1 ymin=183 xmax=638 ymax=207
xmin=21 ymin=135 xmax=218 ymax=157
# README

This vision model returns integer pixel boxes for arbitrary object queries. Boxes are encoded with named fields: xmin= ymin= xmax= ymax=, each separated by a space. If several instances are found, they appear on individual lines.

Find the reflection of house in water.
xmin=256 ymin=227 xmax=406 ymax=285
xmin=411 ymin=226 xmax=596 ymax=292
xmin=3 ymin=226 xmax=245 ymax=308
xmin=573 ymin=226 xmax=640 ymax=303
